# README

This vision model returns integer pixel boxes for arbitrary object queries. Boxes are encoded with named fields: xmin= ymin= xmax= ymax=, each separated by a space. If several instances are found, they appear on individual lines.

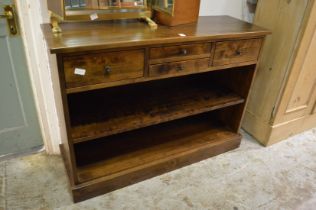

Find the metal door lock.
xmin=0 ymin=5 xmax=18 ymax=35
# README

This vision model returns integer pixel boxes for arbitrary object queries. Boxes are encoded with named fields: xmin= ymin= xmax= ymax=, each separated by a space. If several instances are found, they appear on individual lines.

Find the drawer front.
xmin=63 ymin=50 xmax=144 ymax=88
xmin=213 ymin=39 xmax=262 ymax=66
xmin=149 ymin=58 xmax=210 ymax=77
xmin=150 ymin=43 xmax=212 ymax=64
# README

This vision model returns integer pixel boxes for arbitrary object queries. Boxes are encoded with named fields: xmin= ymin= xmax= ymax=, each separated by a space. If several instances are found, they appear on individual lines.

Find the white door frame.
xmin=14 ymin=0 xmax=66 ymax=154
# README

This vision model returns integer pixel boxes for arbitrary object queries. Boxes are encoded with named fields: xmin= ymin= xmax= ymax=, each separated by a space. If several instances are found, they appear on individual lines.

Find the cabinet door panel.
xmin=274 ymin=14 xmax=316 ymax=123
xmin=284 ymin=30 xmax=316 ymax=120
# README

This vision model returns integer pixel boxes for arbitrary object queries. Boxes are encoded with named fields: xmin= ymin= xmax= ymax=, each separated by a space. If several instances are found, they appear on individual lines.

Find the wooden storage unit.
xmin=243 ymin=0 xmax=316 ymax=145
xmin=42 ymin=16 xmax=269 ymax=202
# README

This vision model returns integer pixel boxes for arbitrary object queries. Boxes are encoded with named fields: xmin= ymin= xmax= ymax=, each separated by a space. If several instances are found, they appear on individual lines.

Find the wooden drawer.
xmin=213 ymin=39 xmax=262 ymax=66
xmin=150 ymin=43 xmax=212 ymax=64
xmin=149 ymin=58 xmax=210 ymax=77
xmin=63 ymin=50 xmax=144 ymax=88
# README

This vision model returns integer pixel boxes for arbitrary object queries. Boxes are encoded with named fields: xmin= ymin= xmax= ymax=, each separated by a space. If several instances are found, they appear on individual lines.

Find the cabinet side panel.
xmin=56 ymin=54 xmax=78 ymax=184
xmin=213 ymin=65 xmax=256 ymax=132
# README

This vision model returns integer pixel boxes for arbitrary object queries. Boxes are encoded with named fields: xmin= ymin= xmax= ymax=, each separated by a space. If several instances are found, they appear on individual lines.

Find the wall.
xmin=200 ymin=0 xmax=256 ymax=22
xmin=17 ymin=0 xmax=252 ymax=154
xmin=200 ymin=0 xmax=243 ymax=18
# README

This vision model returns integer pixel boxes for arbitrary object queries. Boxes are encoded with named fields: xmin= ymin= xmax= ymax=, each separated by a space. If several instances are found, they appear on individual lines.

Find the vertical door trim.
xmin=14 ymin=0 xmax=65 ymax=154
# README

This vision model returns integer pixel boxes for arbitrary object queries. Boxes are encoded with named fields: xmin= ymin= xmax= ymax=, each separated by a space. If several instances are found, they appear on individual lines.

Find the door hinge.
xmin=269 ymin=106 xmax=276 ymax=123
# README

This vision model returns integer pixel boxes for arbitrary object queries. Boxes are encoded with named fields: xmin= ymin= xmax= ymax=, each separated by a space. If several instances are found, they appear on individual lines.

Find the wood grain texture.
xmin=42 ymin=16 xmax=270 ymax=54
xmin=68 ymin=75 xmax=244 ymax=143
xmin=65 ymin=60 xmax=259 ymax=94
xmin=155 ymin=0 xmax=201 ymax=26
xmin=213 ymin=39 xmax=262 ymax=66
xmin=70 ymin=114 xmax=241 ymax=202
xmin=74 ymin=115 xmax=240 ymax=182
xmin=149 ymin=43 xmax=211 ymax=64
xmin=42 ymin=16 xmax=269 ymax=202
xmin=242 ymin=0 xmax=314 ymax=145
xmin=210 ymin=65 xmax=257 ymax=132
xmin=274 ymin=1 xmax=316 ymax=124
xmin=149 ymin=58 xmax=210 ymax=77
xmin=63 ymin=49 xmax=144 ymax=88
xmin=56 ymin=54 xmax=79 ymax=184
xmin=263 ymin=1 xmax=316 ymax=145
xmin=72 ymin=132 xmax=240 ymax=202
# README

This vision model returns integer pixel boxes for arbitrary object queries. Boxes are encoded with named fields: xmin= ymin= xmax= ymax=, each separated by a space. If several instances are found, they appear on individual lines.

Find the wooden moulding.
xmin=65 ymin=60 xmax=259 ymax=94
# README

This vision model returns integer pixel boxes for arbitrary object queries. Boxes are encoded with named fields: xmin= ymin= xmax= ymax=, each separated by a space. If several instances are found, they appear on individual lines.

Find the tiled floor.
xmin=1 ymin=129 xmax=316 ymax=210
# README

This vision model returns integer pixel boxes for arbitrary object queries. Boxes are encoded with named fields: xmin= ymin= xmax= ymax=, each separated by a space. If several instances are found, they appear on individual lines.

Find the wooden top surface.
xmin=42 ymin=16 xmax=270 ymax=54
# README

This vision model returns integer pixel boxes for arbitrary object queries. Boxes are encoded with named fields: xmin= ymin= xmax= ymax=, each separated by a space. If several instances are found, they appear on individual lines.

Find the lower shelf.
xmin=66 ymin=114 xmax=241 ymax=202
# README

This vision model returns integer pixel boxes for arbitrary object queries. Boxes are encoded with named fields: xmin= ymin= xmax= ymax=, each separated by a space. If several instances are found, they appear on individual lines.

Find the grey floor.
xmin=1 ymin=129 xmax=316 ymax=210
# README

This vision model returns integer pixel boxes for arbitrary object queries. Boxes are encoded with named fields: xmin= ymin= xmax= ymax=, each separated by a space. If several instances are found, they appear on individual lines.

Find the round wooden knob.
xmin=236 ymin=50 xmax=241 ymax=55
xmin=181 ymin=49 xmax=188 ymax=55
xmin=159 ymin=65 xmax=169 ymax=72
xmin=177 ymin=64 xmax=184 ymax=71
xmin=104 ymin=66 xmax=112 ymax=75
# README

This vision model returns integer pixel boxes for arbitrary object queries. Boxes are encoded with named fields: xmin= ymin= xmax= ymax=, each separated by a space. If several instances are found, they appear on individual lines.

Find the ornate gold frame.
xmin=48 ymin=0 xmax=157 ymax=33
xmin=151 ymin=0 xmax=175 ymax=16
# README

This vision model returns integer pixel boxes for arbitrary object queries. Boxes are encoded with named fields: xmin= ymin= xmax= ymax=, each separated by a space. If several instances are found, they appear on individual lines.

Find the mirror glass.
xmin=64 ymin=0 xmax=146 ymax=10
xmin=151 ymin=0 xmax=174 ymax=15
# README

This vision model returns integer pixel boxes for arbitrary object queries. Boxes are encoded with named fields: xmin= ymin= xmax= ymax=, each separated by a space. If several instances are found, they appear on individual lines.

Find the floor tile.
xmin=5 ymin=154 xmax=72 ymax=209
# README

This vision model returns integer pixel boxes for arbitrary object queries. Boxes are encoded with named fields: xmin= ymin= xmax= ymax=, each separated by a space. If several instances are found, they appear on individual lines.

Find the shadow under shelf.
xmin=74 ymin=113 xmax=241 ymax=183
xmin=67 ymin=73 xmax=245 ymax=143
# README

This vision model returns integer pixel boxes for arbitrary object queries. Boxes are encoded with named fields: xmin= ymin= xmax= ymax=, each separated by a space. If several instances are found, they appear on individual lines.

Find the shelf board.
xmin=69 ymin=81 xmax=244 ymax=143
xmin=74 ymin=115 xmax=241 ymax=184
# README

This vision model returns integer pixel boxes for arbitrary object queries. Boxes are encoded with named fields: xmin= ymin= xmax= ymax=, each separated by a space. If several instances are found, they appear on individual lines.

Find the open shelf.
xmin=68 ymin=74 xmax=244 ymax=143
xmin=74 ymin=113 xmax=241 ymax=183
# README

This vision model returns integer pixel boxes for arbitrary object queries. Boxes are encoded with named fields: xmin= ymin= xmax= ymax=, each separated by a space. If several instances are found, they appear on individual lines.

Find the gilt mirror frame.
xmin=47 ymin=0 xmax=175 ymax=33
xmin=53 ymin=1 xmax=152 ymax=21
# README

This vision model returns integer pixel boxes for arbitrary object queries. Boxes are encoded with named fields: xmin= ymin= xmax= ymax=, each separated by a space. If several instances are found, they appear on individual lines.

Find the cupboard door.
xmin=274 ymin=9 xmax=316 ymax=123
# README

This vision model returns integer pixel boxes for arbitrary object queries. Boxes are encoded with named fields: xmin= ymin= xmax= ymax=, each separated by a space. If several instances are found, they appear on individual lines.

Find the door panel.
xmin=0 ymin=1 xmax=42 ymax=155
xmin=285 ymin=29 xmax=316 ymax=114
xmin=0 ymin=37 xmax=25 ymax=130
xmin=274 ymin=2 xmax=316 ymax=124
xmin=245 ymin=0 xmax=310 ymax=124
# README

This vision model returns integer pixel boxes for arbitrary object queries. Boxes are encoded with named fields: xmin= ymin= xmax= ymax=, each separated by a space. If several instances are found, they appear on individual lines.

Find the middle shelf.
xmin=68 ymin=72 xmax=245 ymax=143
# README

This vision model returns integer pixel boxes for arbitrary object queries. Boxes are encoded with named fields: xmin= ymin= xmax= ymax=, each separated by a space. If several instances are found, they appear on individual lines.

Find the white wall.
xmin=200 ymin=0 xmax=244 ymax=19
xmin=200 ymin=0 xmax=255 ymax=22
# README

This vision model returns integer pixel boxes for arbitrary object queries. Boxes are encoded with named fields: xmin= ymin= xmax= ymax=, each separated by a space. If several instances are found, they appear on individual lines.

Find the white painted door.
xmin=0 ymin=1 xmax=42 ymax=156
